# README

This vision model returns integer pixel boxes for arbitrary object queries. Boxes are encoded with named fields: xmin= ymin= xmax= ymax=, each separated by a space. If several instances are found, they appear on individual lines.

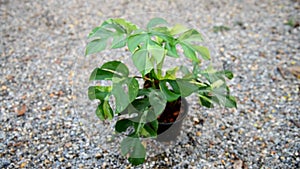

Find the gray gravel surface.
xmin=1 ymin=0 xmax=300 ymax=168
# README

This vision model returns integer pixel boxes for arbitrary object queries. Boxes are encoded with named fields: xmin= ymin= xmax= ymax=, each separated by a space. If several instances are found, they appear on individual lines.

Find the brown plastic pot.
xmin=156 ymin=97 xmax=188 ymax=142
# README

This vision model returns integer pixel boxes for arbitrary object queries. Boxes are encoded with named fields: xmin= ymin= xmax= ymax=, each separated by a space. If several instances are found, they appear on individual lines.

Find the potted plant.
xmin=85 ymin=18 xmax=237 ymax=165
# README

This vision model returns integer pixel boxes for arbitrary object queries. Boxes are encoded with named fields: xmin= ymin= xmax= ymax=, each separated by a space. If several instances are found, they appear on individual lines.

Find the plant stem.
xmin=133 ymin=76 xmax=153 ymax=81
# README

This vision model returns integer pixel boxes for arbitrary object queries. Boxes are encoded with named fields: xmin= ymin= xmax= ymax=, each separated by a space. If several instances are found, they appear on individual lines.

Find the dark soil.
xmin=157 ymin=98 xmax=182 ymax=123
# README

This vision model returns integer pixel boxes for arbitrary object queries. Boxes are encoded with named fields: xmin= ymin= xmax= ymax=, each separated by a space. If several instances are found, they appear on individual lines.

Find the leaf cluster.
xmin=86 ymin=18 xmax=237 ymax=165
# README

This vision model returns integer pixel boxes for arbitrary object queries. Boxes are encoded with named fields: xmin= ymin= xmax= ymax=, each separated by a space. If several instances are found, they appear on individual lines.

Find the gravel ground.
xmin=1 ymin=0 xmax=300 ymax=168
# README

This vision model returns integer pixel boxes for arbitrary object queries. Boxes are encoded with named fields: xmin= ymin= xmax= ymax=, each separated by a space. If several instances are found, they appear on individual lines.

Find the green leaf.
xmin=89 ymin=68 xmax=115 ymax=81
xmin=165 ymin=42 xmax=179 ymax=58
xmin=222 ymin=70 xmax=234 ymax=80
xmin=88 ymin=86 xmax=112 ymax=100
xmin=147 ymin=17 xmax=168 ymax=29
xmin=170 ymin=24 xmax=189 ymax=35
xmin=211 ymin=79 xmax=224 ymax=89
xmin=89 ymin=61 xmax=129 ymax=81
xmin=102 ymin=19 xmax=126 ymax=33
xmin=147 ymin=42 xmax=165 ymax=64
xmin=87 ymin=26 xmax=100 ymax=38
xmin=148 ymin=120 xmax=158 ymax=132
xmin=198 ymin=66 xmax=223 ymax=83
xmin=198 ymin=80 xmax=237 ymax=108
xmin=176 ymin=79 xmax=199 ymax=97
xmin=142 ymin=108 xmax=157 ymax=124
xmin=120 ymin=137 xmax=134 ymax=155
xmin=101 ymin=61 xmax=129 ymax=77
xmin=159 ymin=81 xmax=180 ymax=102
xmin=137 ymin=88 xmax=151 ymax=97
xmin=219 ymin=95 xmax=237 ymax=108
xmin=167 ymin=80 xmax=180 ymax=93
xmin=132 ymin=49 xmax=153 ymax=76
xmin=141 ymin=120 xmax=158 ymax=138
xmin=85 ymin=39 xmax=107 ymax=55
xmin=150 ymin=26 xmax=170 ymax=34
xmin=87 ymin=27 xmax=113 ymax=39
xmin=198 ymin=94 xmax=214 ymax=108
xmin=148 ymin=89 xmax=167 ymax=117
xmin=101 ymin=18 xmax=138 ymax=34
xmin=211 ymin=84 xmax=228 ymax=94
xmin=111 ymin=33 xmax=127 ymax=49
xmin=96 ymin=100 xmax=114 ymax=120
xmin=127 ymin=78 xmax=139 ymax=102
xmin=203 ymin=65 xmax=217 ymax=74
xmin=226 ymin=96 xmax=237 ymax=108
xmin=128 ymin=156 xmax=146 ymax=166
xmin=110 ymin=18 xmax=138 ymax=34
xmin=149 ymin=27 xmax=174 ymax=43
xmin=178 ymin=29 xmax=203 ymax=43
xmin=192 ymin=45 xmax=210 ymax=60
xmin=103 ymin=100 xmax=113 ymax=119
xmin=111 ymin=78 xmax=139 ymax=113
xmin=213 ymin=25 xmax=230 ymax=33
xmin=164 ymin=67 xmax=179 ymax=80
xmin=115 ymin=119 xmax=134 ymax=133
xmin=211 ymin=93 xmax=237 ymax=108
xmin=112 ymin=85 xmax=130 ymax=113
xmin=95 ymin=104 xmax=105 ymax=120
xmin=86 ymin=18 xmax=138 ymax=53
xmin=180 ymin=42 xmax=199 ymax=62
xmin=121 ymin=137 xmax=146 ymax=165
xmin=200 ymin=67 xmax=235 ymax=83
xmin=127 ymin=33 xmax=149 ymax=52
xmin=130 ymin=98 xmax=150 ymax=112
xmin=179 ymin=66 xmax=193 ymax=79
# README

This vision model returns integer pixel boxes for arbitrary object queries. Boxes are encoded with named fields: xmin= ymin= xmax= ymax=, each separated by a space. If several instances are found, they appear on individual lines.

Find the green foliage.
xmin=121 ymin=137 xmax=146 ymax=165
xmin=213 ymin=25 xmax=230 ymax=33
xmin=285 ymin=18 xmax=300 ymax=28
xmin=86 ymin=17 xmax=237 ymax=165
